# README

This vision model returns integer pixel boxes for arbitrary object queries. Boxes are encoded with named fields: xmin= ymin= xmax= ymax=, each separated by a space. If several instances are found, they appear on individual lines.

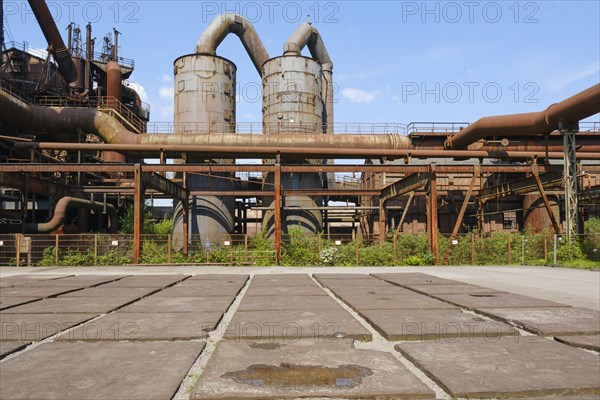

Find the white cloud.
xmin=342 ymin=88 xmax=379 ymax=103
xmin=161 ymin=74 xmax=172 ymax=83
xmin=548 ymin=63 xmax=600 ymax=92
xmin=159 ymin=86 xmax=174 ymax=100
xmin=242 ymin=113 xmax=257 ymax=120
xmin=427 ymin=45 xmax=463 ymax=60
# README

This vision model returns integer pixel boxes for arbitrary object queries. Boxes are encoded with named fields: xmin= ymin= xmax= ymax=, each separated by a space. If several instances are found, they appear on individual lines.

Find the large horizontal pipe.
xmin=444 ymin=84 xmax=600 ymax=150
xmin=27 ymin=0 xmax=77 ymax=83
xmin=0 ymin=196 xmax=117 ymax=234
xmin=196 ymin=13 xmax=269 ymax=75
xmin=13 ymin=142 xmax=600 ymax=160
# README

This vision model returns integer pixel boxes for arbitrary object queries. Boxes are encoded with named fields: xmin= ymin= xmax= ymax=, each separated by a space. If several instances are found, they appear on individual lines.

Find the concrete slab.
xmin=119 ymin=296 xmax=234 ymax=314
xmin=313 ymin=273 xmax=371 ymax=280
xmin=555 ymin=335 xmax=600 ymax=352
xmin=1 ymin=296 xmax=137 ymax=314
xmin=250 ymin=274 xmax=315 ymax=287
xmin=190 ymin=339 xmax=433 ymax=399
xmin=325 ymin=285 xmax=416 ymax=296
xmin=237 ymin=295 xmax=341 ymax=311
xmin=436 ymin=292 xmax=570 ymax=310
xmin=336 ymin=293 xmax=457 ymax=310
xmin=0 ymin=275 xmax=72 ymax=288
xmin=245 ymin=285 xmax=328 ymax=296
xmin=177 ymin=280 xmax=247 ymax=288
xmin=357 ymin=308 xmax=517 ymax=340
xmin=0 ymin=286 xmax=84 ymax=298
xmin=0 ymin=341 xmax=29 ymax=358
xmin=226 ymin=309 xmax=372 ymax=340
xmin=0 ymin=296 xmax=40 ymax=310
xmin=188 ymin=274 xmax=249 ymax=282
xmin=153 ymin=285 xmax=242 ymax=297
xmin=98 ymin=274 xmax=188 ymax=288
xmin=478 ymin=307 xmax=600 ymax=336
xmin=316 ymin=278 xmax=393 ymax=287
xmin=372 ymin=273 xmax=459 ymax=286
xmin=57 ymin=286 xmax=159 ymax=298
xmin=24 ymin=275 xmax=128 ymax=288
xmin=0 ymin=313 xmax=97 ymax=341
xmin=406 ymin=283 xmax=505 ymax=295
xmin=0 ymin=341 xmax=205 ymax=400
xmin=57 ymin=311 xmax=222 ymax=341
xmin=395 ymin=337 xmax=600 ymax=397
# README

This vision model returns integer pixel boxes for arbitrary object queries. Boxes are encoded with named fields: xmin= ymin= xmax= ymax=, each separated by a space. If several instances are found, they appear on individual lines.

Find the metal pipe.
xmin=0 ymin=196 xmax=117 ymax=234
xmin=444 ymin=84 xmax=600 ymax=149
xmin=26 ymin=0 xmax=78 ymax=83
xmin=196 ymin=13 xmax=269 ymax=75
xmin=12 ymin=142 xmax=600 ymax=160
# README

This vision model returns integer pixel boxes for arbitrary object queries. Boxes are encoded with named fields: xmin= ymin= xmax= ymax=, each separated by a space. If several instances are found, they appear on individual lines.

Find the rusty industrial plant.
xmin=1 ymin=3 xmax=599 ymax=266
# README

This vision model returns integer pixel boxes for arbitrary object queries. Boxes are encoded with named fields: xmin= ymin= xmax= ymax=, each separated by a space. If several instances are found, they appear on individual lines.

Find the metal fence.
xmin=1 ymin=233 xmax=598 ymax=267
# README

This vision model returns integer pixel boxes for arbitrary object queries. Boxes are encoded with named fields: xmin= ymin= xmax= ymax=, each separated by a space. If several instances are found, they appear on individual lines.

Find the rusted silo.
xmin=172 ymin=54 xmax=237 ymax=247
xmin=262 ymin=55 xmax=324 ymax=234
xmin=523 ymin=194 xmax=560 ymax=234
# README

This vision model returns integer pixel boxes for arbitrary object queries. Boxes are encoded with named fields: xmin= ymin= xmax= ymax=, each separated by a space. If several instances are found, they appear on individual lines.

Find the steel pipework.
xmin=27 ymin=0 xmax=78 ymax=83
xmin=0 ymin=196 xmax=117 ymax=234
xmin=195 ymin=13 xmax=269 ymax=75
xmin=444 ymin=84 xmax=600 ymax=150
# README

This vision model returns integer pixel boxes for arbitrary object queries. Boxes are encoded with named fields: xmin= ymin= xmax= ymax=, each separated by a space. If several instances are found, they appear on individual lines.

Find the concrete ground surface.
xmin=0 ymin=266 xmax=598 ymax=399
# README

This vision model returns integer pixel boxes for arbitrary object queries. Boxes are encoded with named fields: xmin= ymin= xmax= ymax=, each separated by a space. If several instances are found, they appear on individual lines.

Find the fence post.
xmin=470 ymin=234 xmax=475 ymax=264
xmin=15 ymin=234 xmax=20 ymax=267
xmin=244 ymin=234 xmax=248 ymax=264
xmin=393 ymin=234 xmax=397 ymax=265
xmin=94 ymin=234 xmax=98 ymax=266
xmin=55 ymin=235 xmax=59 ymax=266
xmin=543 ymin=236 xmax=548 ymax=263
xmin=507 ymin=233 xmax=512 ymax=264
xmin=317 ymin=234 xmax=321 ymax=266
xmin=355 ymin=236 xmax=359 ymax=266
xmin=521 ymin=236 xmax=525 ymax=265
xmin=553 ymin=234 xmax=558 ymax=267
xmin=167 ymin=234 xmax=172 ymax=264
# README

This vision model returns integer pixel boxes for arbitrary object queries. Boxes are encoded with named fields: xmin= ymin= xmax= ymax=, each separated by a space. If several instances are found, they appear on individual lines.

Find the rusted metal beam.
xmin=0 ymin=163 xmax=573 ymax=174
xmin=477 ymin=171 xmax=564 ymax=201
xmin=392 ymin=191 xmax=415 ymax=264
xmin=381 ymin=172 xmax=430 ymax=205
xmin=442 ymin=166 xmax=479 ymax=265
xmin=0 ymin=173 xmax=79 ymax=198
xmin=141 ymin=172 xmax=188 ymax=203
xmin=531 ymin=164 xmax=561 ymax=235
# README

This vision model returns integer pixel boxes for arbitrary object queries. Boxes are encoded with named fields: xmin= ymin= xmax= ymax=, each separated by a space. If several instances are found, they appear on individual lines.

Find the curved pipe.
xmin=445 ymin=84 xmax=600 ymax=150
xmin=27 ymin=0 xmax=78 ymax=83
xmin=0 ymin=197 xmax=117 ymax=234
xmin=284 ymin=22 xmax=332 ymax=67
xmin=196 ymin=13 xmax=270 ymax=75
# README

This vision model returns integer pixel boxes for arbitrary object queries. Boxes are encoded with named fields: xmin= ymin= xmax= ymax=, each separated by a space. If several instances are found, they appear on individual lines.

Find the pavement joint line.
xmin=309 ymin=273 xmax=451 ymax=400
xmin=0 ymin=278 xmax=190 ymax=362
xmin=172 ymin=275 xmax=252 ymax=400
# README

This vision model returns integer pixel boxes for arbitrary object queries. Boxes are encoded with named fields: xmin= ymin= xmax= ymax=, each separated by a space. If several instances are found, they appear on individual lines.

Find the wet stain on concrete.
xmin=221 ymin=363 xmax=373 ymax=389
xmin=247 ymin=342 xmax=282 ymax=350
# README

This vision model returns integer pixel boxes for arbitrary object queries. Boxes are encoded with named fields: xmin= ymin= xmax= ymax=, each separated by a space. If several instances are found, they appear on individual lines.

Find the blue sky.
xmin=3 ymin=0 xmax=599 ymax=128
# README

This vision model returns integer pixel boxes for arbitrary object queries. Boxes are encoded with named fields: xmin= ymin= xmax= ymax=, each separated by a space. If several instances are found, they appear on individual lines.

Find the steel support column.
xmin=133 ymin=164 xmax=144 ymax=264
xmin=427 ymin=165 xmax=439 ymax=265
xmin=531 ymin=163 xmax=561 ymax=235
xmin=274 ymin=157 xmax=282 ymax=265
xmin=560 ymin=122 xmax=579 ymax=242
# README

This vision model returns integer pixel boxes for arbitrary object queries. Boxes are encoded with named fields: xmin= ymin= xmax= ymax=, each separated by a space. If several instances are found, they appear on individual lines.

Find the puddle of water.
xmin=469 ymin=294 xmax=498 ymax=297
xmin=248 ymin=342 xmax=282 ymax=350
xmin=221 ymin=363 xmax=373 ymax=389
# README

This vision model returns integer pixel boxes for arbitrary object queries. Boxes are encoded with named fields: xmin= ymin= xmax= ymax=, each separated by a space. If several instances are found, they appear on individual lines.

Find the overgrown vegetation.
xmin=30 ymin=218 xmax=600 ymax=268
